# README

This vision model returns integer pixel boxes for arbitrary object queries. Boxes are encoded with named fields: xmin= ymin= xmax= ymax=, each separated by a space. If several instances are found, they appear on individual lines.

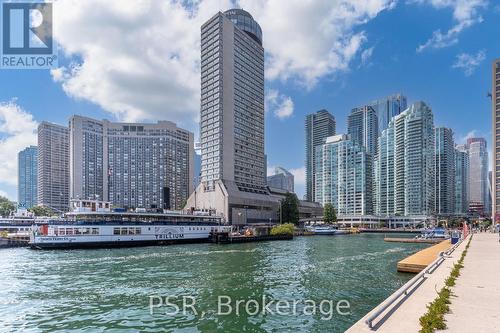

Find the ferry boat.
xmin=29 ymin=199 xmax=230 ymax=249
xmin=306 ymin=225 xmax=350 ymax=235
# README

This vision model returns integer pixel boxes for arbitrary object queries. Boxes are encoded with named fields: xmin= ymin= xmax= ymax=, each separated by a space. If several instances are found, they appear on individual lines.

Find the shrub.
xmin=270 ymin=223 xmax=295 ymax=236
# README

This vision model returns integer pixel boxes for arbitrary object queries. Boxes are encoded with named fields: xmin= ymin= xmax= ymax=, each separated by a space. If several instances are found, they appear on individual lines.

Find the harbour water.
xmin=0 ymin=234 xmax=426 ymax=332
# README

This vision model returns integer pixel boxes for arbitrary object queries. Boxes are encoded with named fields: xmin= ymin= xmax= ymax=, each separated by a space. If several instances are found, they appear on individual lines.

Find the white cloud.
xmin=452 ymin=50 xmax=486 ymax=76
xmin=360 ymin=46 xmax=374 ymax=66
xmin=266 ymin=89 xmax=294 ymax=119
xmin=289 ymin=166 xmax=306 ymax=186
xmin=51 ymin=0 xmax=396 ymax=124
xmin=0 ymin=101 xmax=38 ymax=188
xmin=457 ymin=129 xmax=478 ymax=144
xmin=415 ymin=0 xmax=487 ymax=52
xmin=241 ymin=0 xmax=396 ymax=87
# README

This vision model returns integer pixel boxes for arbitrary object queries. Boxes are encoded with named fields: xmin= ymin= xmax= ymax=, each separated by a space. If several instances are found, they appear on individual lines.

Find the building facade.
xmin=493 ymin=59 xmax=500 ymax=221
xmin=315 ymin=135 xmax=373 ymax=216
xmin=375 ymin=102 xmax=435 ymax=216
xmin=18 ymin=146 xmax=38 ymax=208
xmin=348 ymin=105 xmax=378 ymax=156
xmin=267 ymin=166 xmax=294 ymax=192
xmin=366 ymin=94 xmax=407 ymax=133
xmin=434 ymin=127 xmax=455 ymax=215
xmin=467 ymin=137 xmax=489 ymax=215
xmin=186 ymin=9 xmax=281 ymax=224
xmin=37 ymin=122 xmax=70 ymax=213
xmin=70 ymin=115 xmax=194 ymax=210
xmin=455 ymin=144 xmax=469 ymax=215
xmin=305 ymin=109 xmax=336 ymax=202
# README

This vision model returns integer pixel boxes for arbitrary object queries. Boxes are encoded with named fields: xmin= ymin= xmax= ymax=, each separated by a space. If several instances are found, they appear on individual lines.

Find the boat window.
xmin=135 ymin=227 xmax=141 ymax=234
xmin=66 ymin=228 xmax=74 ymax=235
xmin=59 ymin=228 xmax=66 ymax=236
xmin=92 ymin=228 xmax=99 ymax=235
xmin=120 ymin=228 xmax=127 ymax=235
xmin=113 ymin=228 xmax=120 ymax=235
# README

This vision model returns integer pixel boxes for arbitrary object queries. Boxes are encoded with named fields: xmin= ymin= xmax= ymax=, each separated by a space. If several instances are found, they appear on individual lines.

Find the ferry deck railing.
xmin=365 ymin=235 xmax=466 ymax=329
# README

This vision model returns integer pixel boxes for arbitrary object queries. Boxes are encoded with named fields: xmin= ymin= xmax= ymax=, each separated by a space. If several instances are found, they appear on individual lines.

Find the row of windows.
xmin=113 ymin=227 xmax=142 ymax=235
xmin=57 ymin=227 xmax=100 ymax=236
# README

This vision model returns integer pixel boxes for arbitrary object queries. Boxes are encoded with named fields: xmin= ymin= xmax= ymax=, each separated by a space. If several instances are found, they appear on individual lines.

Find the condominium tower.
xmin=186 ymin=9 xmax=280 ymax=224
xmin=18 ymin=146 xmax=38 ymax=208
xmin=365 ymin=94 xmax=407 ymax=133
xmin=315 ymin=135 xmax=373 ymax=215
xmin=434 ymin=127 xmax=455 ymax=215
xmin=467 ymin=137 xmax=489 ymax=215
xmin=37 ymin=122 xmax=70 ymax=213
xmin=455 ymin=144 xmax=469 ymax=215
xmin=493 ymin=59 xmax=500 ymax=221
xmin=348 ymin=105 xmax=378 ymax=155
xmin=375 ymin=102 xmax=435 ymax=216
xmin=305 ymin=109 xmax=336 ymax=202
xmin=70 ymin=115 xmax=194 ymax=210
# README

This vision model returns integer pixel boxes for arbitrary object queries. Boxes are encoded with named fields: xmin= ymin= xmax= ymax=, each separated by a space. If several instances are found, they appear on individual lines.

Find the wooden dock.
xmin=384 ymin=237 xmax=443 ymax=244
xmin=397 ymin=239 xmax=451 ymax=273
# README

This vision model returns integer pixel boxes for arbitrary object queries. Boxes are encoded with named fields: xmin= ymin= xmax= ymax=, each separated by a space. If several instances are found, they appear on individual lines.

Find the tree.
xmin=29 ymin=205 xmax=56 ymax=217
xmin=0 ymin=196 xmax=15 ymax=217
xmin=323 ymin=203 xmax=337 ymax=225
xmin=280 ymin=192 xmax=299 ymax=225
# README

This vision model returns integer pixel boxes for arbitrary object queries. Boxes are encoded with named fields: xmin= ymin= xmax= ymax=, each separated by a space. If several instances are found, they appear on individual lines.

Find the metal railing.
xmin=365 ymin=236 xmax=466 ymax=329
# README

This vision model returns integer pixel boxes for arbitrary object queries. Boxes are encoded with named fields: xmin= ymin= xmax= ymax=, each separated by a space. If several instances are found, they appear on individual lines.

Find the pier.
xmin=397 ymin=239 xmax=450 ymax=273
xmin=346 ymin=233 xmax=499 ymax=332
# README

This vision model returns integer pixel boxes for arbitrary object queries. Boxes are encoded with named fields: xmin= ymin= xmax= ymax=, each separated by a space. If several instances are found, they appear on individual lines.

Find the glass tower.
xmin=455 ymin=144 xmax=469 ymax=215
xmin=18 ymin=146 xmax=38 ymax=208
xmin=305 ymin=109 xmax=336 ymax=202
xmin=366 ymin=94 xmax=407 ymax=133
xmin=315 ymin=135 xmax=372 ymax=215
xmin=434 ymin=127 xmax=455 ymax=215
xmin=348 ymin=105 xmax=378 ymax=156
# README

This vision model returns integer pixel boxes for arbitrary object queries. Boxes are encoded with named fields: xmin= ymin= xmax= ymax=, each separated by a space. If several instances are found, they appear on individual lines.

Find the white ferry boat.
xmin=29 ymin=200 xmax=230 ymax=249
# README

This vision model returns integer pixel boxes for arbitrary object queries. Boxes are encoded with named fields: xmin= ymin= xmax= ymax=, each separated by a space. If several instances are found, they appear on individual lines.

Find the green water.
xmin=0 ymin=234 xmax=426 ymax=333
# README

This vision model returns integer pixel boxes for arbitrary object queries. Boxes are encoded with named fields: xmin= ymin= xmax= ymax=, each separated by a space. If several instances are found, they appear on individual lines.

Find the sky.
xmin=0 ymin=0 xmax=499 ymax=201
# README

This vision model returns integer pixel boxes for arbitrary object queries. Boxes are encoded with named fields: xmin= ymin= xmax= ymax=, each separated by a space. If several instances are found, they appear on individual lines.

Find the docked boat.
xmin=306 ymin=225 xmax=349 ymax=235
xmin=29 ymin=199 xmax=230 ymax=249
xmin=417 ymin=227 xmax=449 ymax=240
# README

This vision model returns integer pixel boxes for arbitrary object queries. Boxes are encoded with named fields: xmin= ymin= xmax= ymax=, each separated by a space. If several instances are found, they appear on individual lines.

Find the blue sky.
xmin=0 ymin=0 xmax=499 ymax=201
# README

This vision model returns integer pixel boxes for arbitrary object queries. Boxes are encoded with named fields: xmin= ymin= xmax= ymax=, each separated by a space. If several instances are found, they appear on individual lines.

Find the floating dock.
xmin=384 ymin=237 xmax=443 ymax=244
xmin=397 ymin=239 xmax=451 ymax=273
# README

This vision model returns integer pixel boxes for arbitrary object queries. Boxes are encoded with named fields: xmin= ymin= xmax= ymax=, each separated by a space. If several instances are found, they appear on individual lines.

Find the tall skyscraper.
xmin=348 ymin=105 xmax=378 ymax=156
xmin=375 ymin=102 xmax=435 ymax=216
xmin=434 ymin=127 xmax=455 ymax=215
xmin=18 ymin=146 xmax=38 ymax=208
xmin=305 ymin=109 xmax=336 ymax=202
xmin=492 ymin=59 xmax=500 ymax=221
xmin=186 ymin=9 xmax=280 ymax=224
xmin=365 ymin=94 xmax=407 ymax=133
xmin=455 ymin=144 xmax=469 ymax=215
xmin=37 ymin=122 xmax=70 ymax=213
xmin=70 ymin=115 xmax=194 ymax=210
xmin=467 ymin=137 xmax=489 ymax=215
xmin=315 ymin=135 xmax=372 ymax=215
xmin=267 ymin=167 xmax=294 ymax=192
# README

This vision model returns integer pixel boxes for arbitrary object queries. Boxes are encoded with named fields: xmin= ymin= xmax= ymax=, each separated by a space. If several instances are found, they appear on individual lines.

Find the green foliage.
xmin=29 ymin=205 xmax=56 ymax=217
xmin=419 ymin=235 xmax=473 ymax=333
xmin=270 ymin=223 xmax=295 ymax=236
xmin=323 ymin=203 xmax=337 ymax=225
xmin=281 ymin=192 xmax=299 ymax=225
xmin=0 ymin=196 xmax=15 ymax=217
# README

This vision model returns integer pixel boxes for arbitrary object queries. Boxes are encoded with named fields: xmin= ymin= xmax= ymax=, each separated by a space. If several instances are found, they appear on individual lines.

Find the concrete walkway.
xmin=345 ymin=235 xmax=469 ymax=333
xmin=444 ymin=233 xmax=500 ymax=332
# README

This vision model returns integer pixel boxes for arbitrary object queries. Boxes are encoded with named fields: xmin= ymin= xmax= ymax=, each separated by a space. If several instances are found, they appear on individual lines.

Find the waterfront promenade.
xmin=443 ymin=233 xmax=500 ymax=332
xmin=347 ymin=233 xmax=500 ymax=332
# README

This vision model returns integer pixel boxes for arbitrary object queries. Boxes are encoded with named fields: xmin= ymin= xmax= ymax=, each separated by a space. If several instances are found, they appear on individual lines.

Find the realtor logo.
xmin=1 ymin=1 xmax=57 ymax=69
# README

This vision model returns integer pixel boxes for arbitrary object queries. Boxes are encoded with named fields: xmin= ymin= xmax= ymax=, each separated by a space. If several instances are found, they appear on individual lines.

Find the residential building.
xmin=375 ymin=102 xmax=435 ymax=216
xmin=69 ymin=115 xmax=194 ymax=210
xmin=467 ymin=137 xmax=489 ymax=215
xmin=492 ymin=59 xmax=500 ymax=221
xmin=305 ymin=109 xmax=336 ymax=202
xmin=434 ymin=127 xmax=455 ymax=215
xmin=267 ymin=167 xmax=294 ymax=192
xmin=348 ymin=105 xmax=378 ymax=155
xmin=18 ymin=146 xmax=38 ymax=208
xmin=186 ymin=9 xmax=280 ymax=224
xmin=366 ymin=93 xmax=407 ymax=133
xmin=455 ymin=144 xmax=469 ymax=215
xmin=37 ymin=122 xmax=70 ymax=213
xmin=315 ymin=134 xmax=373 ymax=216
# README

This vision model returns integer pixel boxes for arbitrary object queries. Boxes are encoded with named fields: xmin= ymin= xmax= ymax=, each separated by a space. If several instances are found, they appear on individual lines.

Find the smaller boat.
xmin=417 ymin=227 xmax=449 ymax=240
xmin=306 ymin=225 xmax=349 ymax=235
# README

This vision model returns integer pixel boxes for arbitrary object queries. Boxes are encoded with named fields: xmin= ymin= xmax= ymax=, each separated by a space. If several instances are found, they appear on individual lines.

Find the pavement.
xmin=444 ymin=232 xmax=500 ymax=333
